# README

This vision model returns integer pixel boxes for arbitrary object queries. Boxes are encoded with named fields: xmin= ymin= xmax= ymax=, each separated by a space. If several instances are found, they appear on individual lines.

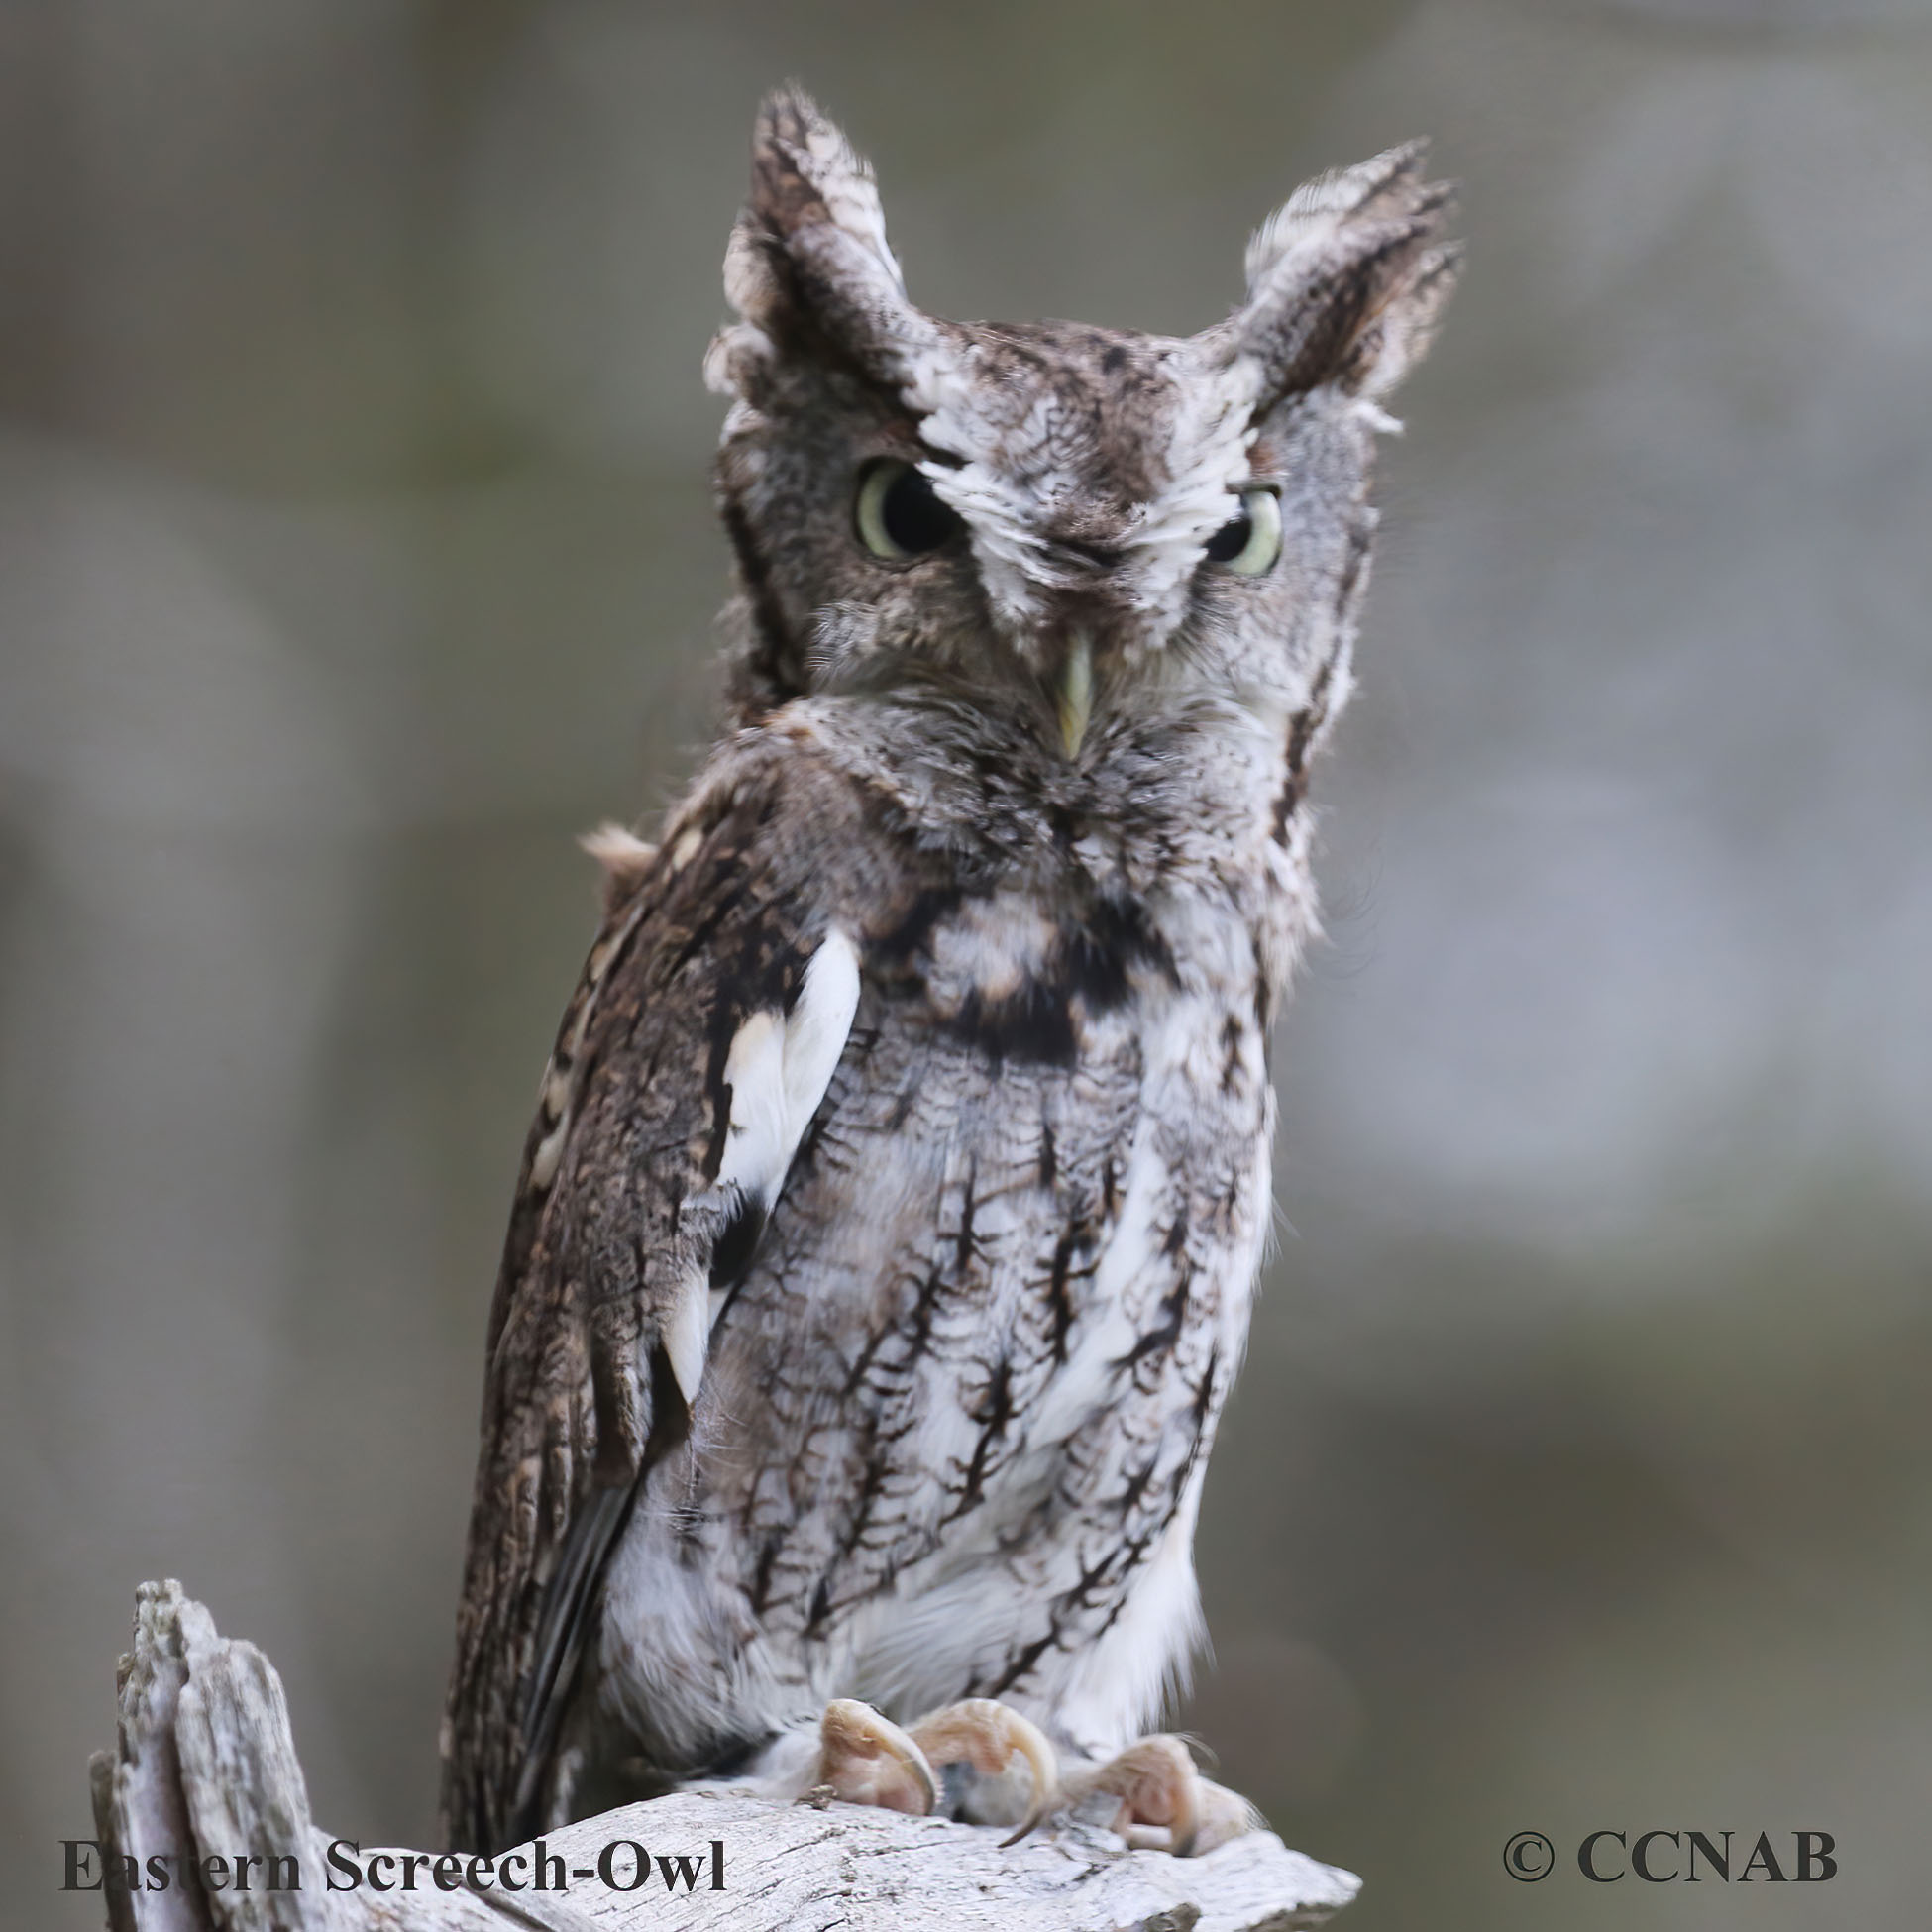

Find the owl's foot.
xmin=805 ymin=1702 xmax=1250 ymax=1857
xmin=1062 ymin=1734 xmax=1259 ymax=1856
xmin=809 ymin=1698 xmax=936 ymax=1816
xmin=909 ymin=1698 xmax=1061 ymax=1841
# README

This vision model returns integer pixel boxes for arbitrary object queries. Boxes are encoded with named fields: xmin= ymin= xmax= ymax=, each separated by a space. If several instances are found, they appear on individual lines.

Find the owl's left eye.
xmin=1204 ymin=487 xmax=1282 ymax=577
xmin=854 ymin=459 xmax=962 ymax=562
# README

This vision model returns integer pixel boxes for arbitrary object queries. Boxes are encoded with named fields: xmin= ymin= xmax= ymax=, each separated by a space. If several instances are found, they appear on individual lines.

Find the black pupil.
xmin=1204 ymin=511 xmax=1251 ymax=563
xmin=880 ymin=465 xmax=959 ymax=554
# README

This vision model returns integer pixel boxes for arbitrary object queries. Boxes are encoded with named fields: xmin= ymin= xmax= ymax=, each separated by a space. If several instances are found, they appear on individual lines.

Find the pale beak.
xmin=1056 ymin=630 xmax=1094 ymax=760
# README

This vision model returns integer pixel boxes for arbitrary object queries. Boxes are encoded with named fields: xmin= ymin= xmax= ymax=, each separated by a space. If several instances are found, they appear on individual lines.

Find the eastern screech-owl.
xmin=442 ymin=88 xmax=1455 ymax=1859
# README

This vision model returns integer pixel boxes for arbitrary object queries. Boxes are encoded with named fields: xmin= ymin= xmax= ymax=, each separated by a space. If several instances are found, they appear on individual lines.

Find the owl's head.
xmin=706 ymin=89 xmax=1457 ymax=763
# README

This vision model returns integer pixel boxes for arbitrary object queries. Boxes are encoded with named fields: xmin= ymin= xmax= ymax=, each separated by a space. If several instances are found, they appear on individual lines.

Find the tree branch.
xmin=88 ymin=1581 xmax=1360 ymax=1932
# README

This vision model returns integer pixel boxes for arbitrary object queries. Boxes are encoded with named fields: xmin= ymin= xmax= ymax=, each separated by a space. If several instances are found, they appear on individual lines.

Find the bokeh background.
xmin=5 ymin=2 xmax=1930 ymax=1927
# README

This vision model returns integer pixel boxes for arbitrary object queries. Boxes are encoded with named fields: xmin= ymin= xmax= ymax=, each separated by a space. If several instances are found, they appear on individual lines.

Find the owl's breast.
xmin=659 ymin=871 xmax=1274 ymax=1718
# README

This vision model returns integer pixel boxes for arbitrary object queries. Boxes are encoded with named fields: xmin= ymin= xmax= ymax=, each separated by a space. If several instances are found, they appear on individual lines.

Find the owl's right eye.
xmin=854 ymin=460 xmax=961 ymax=562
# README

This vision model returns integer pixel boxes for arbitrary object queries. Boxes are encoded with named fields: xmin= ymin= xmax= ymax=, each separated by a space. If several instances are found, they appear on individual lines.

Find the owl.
xmin=441 ymin=88 xmax=1455 ymax=1860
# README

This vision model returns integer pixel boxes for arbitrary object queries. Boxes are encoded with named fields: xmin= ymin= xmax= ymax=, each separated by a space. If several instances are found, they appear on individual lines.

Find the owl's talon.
xmin=813 ymin=1699 xmax=936 ymax=1816
xmin=908 ymin=1697 xmax=1060 ymax=1837
xmin=1064 ymin=1734 xmax=1255 ymax=1858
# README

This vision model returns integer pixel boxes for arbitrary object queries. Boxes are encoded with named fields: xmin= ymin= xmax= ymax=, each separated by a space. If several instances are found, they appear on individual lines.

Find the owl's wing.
xmin=439 ymin=774 xmax=862 ymax=1854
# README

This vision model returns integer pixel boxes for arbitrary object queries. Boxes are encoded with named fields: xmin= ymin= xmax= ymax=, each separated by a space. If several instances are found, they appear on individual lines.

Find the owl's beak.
xmin=1056 ymin=630 xmax=1094 ymax=760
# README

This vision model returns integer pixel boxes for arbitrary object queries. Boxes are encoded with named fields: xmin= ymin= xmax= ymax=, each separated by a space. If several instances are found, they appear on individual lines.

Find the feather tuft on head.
xmin=1211 ymin=140 xmax=1460 ymax=412
xmin=707 ymin=85 xmax=951 ymax=406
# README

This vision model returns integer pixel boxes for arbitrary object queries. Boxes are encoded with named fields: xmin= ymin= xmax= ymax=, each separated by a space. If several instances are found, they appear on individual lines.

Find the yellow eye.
xmin=854 ymin=459 xmax=962 ymax=561
xmin=1204 ymin=487 xmax=1282 ymax=577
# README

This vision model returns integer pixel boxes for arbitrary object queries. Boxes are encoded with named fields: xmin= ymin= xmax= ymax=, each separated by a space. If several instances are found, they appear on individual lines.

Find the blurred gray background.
xmin=4 ymin=2 xmax=1929 ymax=1927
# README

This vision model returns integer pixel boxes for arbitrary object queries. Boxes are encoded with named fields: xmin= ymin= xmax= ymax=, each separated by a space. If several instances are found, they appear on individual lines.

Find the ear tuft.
xmin=1353 ymin=237 xmax=1462 ymax=404
xmin=709 ymin=87 xmax=938 ymax=402
xmin=748 ymin=85 xmax=904 ymax=292
xmin=1242 ymin=140 xmax=1435 ymax=293
xmin=1215 ymin=141 xmax=1459 ymax=410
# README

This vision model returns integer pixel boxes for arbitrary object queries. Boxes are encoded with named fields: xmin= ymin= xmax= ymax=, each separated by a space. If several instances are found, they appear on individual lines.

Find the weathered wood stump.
xmin=86 ymin=1581 xmax=1360 ymax=1931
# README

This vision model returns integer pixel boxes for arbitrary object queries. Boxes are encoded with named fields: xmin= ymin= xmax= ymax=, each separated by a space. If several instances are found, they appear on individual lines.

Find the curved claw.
xmin=815 ymin=1698 xmax=936 ymax=1816
xmin=998 ymin=1808 xmax=1051 ymax=1851
xmin=909 ymin=1697 xmax=1061 ymax=1841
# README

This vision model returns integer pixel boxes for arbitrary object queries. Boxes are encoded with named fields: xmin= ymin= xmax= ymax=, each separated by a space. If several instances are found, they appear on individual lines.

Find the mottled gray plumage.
xmin=441 ymin=88 xmax=1455 ymax=1858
